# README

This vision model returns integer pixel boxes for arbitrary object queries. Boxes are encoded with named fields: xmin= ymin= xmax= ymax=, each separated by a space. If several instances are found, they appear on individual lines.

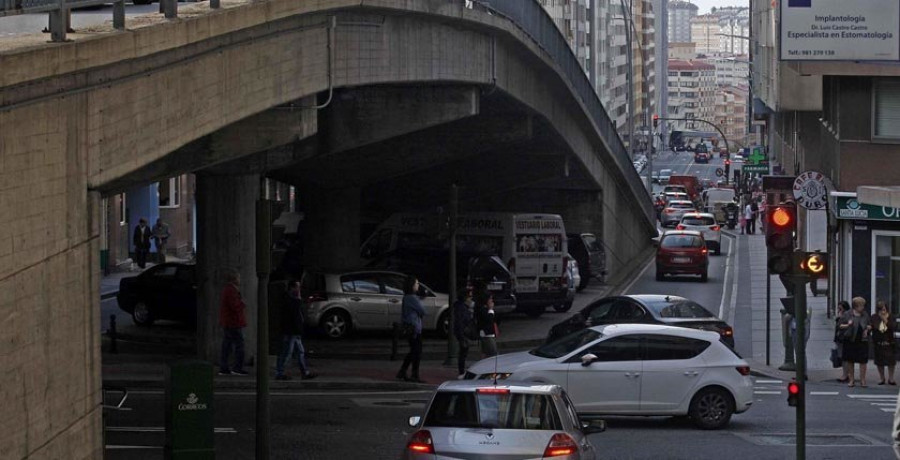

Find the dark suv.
xmin=566 ymin=233 xmax=606 ymax=291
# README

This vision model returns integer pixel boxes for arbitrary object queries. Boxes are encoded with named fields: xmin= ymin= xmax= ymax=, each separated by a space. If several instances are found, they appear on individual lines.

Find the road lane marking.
xmin=754 ymin=379 xmax=782 ymax=384
xmin=872 ymin=403 xmax=896 ymax=406
xmin=718 ymin=236 xmax=734 ymax=319
xmin=622 ymin=256 xmax=654 ymax=294
xmin=810 ymin=391 xmax=839 ymax=396
xmin=847 ymin=395 xmax=898 ymax=399
xmin=753 ymin=391 xmax=781 ymax=395
xmin=726 ymin=233 xmax=739 ymax=326
xmin=882 ymin=408 xmax=895 ymax=413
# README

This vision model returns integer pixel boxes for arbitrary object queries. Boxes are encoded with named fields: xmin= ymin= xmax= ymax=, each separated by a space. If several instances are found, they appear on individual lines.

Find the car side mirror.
xmin=408 ymin=416 xmax=421 ymax=427
xmin=581 ymin=419 xmax=607 ymax=434
xmin=581 ymin=353 xmax=598 ymax=367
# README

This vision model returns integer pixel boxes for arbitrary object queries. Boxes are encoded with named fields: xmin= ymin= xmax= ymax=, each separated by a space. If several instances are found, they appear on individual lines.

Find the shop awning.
xmin=857 ymin=186 xmax=900 ymax=209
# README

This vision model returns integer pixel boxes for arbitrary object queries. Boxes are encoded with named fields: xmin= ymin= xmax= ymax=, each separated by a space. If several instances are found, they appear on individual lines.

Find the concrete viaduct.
xmin=0 ymin=0 xmax=655 ymax=457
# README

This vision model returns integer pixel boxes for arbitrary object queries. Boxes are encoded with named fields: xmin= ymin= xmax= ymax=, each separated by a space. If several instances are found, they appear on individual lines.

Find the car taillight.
xmin=710 ymin=225 xmax=721 ymax=231
xmin=736 ymin=366 xmax=751 ymax=376
xmin=407 ymin=429 xmax=435 ymax=454
xmin=561 ymin=256 xmax=570 ymax=284
xmin=701 ymin=248 xmax=708 ymax=255
xmin=721 ymin=326 xmax=734 ymax=337
xmin=544 ymin=433 xmax=578 ymax=457
xmin=676 ymin=224 xmax=686 ymax=230
xmin=664 ymin=209 xmax=674 ymax=214
xmin=307 ymin=291 xmax=328 ymax=302
xmin=476 ymin=387 xmax=511 ymax=394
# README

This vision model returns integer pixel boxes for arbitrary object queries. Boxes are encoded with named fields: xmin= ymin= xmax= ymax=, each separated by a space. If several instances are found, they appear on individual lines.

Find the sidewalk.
xmin=737 ymin=230 xmax=838 ymax=380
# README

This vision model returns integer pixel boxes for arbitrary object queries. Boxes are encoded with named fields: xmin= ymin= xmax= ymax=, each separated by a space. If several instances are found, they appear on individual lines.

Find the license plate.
xmin=672 ymin=257 xmax=691 ymax=263
xmin=487 ymin=283 xmax=503 ymax=291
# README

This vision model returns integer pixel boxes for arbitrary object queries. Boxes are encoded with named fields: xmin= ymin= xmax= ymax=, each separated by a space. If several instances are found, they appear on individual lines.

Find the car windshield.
xmin=424 ymin=391 xmax=562 ymax=430
xmin=660 ymin=169 xmax=672 ymax=176
xmin=682 ymin=216 xmax=716 ymax=226
xmin=531 ymin=329 xmax=601 ymax=359
xmin=661 ymin=235 xmax=703 ymax=249
xmin=644 ymin=299 xmax=717 ymax=319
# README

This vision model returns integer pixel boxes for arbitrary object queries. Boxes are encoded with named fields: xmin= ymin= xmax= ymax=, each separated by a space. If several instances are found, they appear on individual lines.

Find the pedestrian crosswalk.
xmin=754 ymin=379 xmax=784 ymax=395
xmin=847 ymin=394 xmax=899 ymax=413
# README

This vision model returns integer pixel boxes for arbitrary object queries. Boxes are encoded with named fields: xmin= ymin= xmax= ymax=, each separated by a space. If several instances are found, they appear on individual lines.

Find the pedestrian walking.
xmin=872 ymin=300 xmax=897 ymax=386
xmin=475 ymin=288 xmax=498 ymax=358
xmin=151 ymin=218 xmax=171 ymax=264
xmin=275 ymin=280 xmax=316 ymax=381
xmin=839 ymin=297 xmax=872 ymax=387
xmin=219 ymin=270 xmax=248 ymax=376
xmin=835 ymin=300 xmax=851 ymax=383
xmin=133 ymin=218 xmax=152 ymax=269
xmin=396 ymin=276 xmax=425 ymax=383
xmin=452 ymin=287 xmax=476 ymax=379
xmin=758 ymin=198 xmax=767 ymax=233
xmin=748 ymin=200 xmax=758 ymax=234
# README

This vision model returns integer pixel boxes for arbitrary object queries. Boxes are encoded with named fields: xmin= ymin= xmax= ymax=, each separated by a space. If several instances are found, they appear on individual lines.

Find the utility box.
xmin=165 ymin=360 xmax=214 ymax=459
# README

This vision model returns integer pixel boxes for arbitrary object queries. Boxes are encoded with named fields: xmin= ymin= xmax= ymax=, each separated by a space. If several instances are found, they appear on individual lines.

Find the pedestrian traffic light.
xmin=787 ymin=379 xmax=801 ymax=407
xmin=653 ymin=114 xmax=659 ymax=129
xmin=766 ymin=203 xmax=797 ymax=274
xmin=794 ymin=251 xmax=828 ymax=279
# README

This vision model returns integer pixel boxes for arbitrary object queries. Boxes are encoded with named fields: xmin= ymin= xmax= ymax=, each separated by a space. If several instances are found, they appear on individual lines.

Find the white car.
xmin=677 ymin=212 xmax=723 ymax=255
xmin=466 ymin=324 xmax=753 ymax=430
xmin=660 ymin=200 xmax=696 ymax=227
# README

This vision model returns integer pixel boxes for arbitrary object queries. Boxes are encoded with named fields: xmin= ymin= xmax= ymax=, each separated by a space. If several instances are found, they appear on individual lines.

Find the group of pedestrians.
xmin=740 ymin=197 xmax=763 ymax=235
xmin=835 ymin=297 xmax=897 ymax=387
xmin=132 ymin=217 xmax=171 ymax=269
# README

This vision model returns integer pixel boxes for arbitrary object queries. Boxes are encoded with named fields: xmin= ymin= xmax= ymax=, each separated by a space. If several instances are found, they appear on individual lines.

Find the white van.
xmin=360 ymin=213 xmax=569 ymax=316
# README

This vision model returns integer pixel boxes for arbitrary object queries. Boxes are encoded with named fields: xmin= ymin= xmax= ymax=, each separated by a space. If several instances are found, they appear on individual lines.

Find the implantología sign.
xmin=781 ymin=0 xmax=900 ymax=61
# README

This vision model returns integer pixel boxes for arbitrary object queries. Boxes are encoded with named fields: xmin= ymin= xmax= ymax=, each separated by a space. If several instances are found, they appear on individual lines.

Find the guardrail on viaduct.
xmin=0 ymin=0 xmax=652 ymax=221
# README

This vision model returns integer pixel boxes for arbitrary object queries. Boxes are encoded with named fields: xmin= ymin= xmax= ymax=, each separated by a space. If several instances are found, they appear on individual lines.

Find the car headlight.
xmin=480 ymin=373 xmax=512 ymax=380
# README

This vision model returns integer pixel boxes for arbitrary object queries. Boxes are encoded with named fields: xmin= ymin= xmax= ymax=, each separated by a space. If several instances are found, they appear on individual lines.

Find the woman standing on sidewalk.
xmin=835 ymin=300 xmax=851 ymax=383
xmin=839 ymin=297 xmax=872 ymax=387
xmin=872 ymin=300 xmax=897 ymax=385
xmin=396 ymin=276 xmax=426 ymax=383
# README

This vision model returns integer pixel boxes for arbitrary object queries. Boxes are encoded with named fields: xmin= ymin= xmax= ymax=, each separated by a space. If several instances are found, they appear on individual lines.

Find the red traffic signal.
xmin=787 ymin=379 xmax=800 ymax=407
xmin=725 ymin=159 xmax=731 ymax=166
xmin=766 ymin=203 xmax=796 ymax=253
xmin=653 ymin=114 xmax=659 ymax=128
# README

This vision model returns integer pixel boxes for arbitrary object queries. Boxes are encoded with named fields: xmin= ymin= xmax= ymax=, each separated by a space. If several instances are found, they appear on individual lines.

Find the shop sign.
xmin=834 ymin=196 xmax=900 ymax=221
xmin=793 ymin=171 xmax=831 ymax=210
xmin=781 ymin=0 xmax=900 ymax=61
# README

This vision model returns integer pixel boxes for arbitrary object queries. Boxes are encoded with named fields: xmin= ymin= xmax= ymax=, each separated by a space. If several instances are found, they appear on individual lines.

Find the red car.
xmin=656 ymin=230 xmax=709 ymax=282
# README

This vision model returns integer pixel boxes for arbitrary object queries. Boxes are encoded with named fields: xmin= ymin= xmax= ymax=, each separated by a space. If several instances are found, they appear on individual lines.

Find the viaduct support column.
xmin=196 ymin=173 xmax=260 ymax=365
xmin=301 ymin=186 xmax=361 ymax=270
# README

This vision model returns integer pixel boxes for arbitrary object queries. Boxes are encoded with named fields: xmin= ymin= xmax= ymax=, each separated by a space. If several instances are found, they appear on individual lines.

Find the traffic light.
xmin=724 ymin=159 xmax=731 ymax=177
xmin=766 ymin=203 xmax=797 ymax=274
xmin=653 ymin=114 xmax=659 ymax=129
xmin=787 ymin=379 xmax=801 ymax=407
xmin=795 ymin=251 xmax=828 ymax=278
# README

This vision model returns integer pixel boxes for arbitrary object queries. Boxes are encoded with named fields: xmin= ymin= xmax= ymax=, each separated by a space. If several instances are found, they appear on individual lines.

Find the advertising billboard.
xmin=781 ymin=0 xmax=900 ymax=61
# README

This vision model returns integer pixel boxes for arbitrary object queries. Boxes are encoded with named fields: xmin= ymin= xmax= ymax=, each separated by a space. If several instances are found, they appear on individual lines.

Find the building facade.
xmin=667 ymin=0 xmax=697 ymax=44
xmin=666 ymin=59 xmax=716 ymax=134
xmin=691 ymin=14 xmax=720 ymax=56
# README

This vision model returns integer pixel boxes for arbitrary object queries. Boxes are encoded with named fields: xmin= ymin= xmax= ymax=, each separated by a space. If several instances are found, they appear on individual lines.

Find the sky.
xmin=688 ymin=0 xmax=750 ymax=15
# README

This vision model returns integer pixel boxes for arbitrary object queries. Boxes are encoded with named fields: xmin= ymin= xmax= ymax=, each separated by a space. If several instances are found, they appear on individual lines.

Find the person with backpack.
xmin=453 ymin=287 xmax=476 ymax=379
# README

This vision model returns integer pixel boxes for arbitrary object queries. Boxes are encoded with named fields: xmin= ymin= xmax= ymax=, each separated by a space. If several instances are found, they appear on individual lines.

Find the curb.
xmin=101 ymin=291 xmax=118 ymax=301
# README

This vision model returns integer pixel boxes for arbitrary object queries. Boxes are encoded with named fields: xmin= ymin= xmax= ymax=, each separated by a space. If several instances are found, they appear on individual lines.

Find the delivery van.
xmin=360 ymin=213 xmax=569 ymax=316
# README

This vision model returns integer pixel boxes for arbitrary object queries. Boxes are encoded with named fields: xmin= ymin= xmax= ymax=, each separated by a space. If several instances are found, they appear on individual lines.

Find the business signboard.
xmin=781 ymin=0 xmax=900 ymax=61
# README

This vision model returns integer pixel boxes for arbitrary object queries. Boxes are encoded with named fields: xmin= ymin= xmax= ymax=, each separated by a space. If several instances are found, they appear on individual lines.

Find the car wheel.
xmin=132 ymin=301 xmax=154 ymax=326
xmin=320 ymin=310 xmax=351 ymax=339
xmin=700 ymin=271 xmax=708 ymax=283
xmin=437 ymin=311 xmax=450 ymax=339
xmin=689 ymin=387 xmax=734 ymax=430
xmin=553 ymin=302 xmax=573 ymax=313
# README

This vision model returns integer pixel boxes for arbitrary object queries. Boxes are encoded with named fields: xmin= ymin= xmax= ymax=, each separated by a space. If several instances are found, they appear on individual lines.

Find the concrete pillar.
xmin=300 ymin=186 xmax=361 ymax=270
xmin=196 ymin=173 xmax=260 ymax=365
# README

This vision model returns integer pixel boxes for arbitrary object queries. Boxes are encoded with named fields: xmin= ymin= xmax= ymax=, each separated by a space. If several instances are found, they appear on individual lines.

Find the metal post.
xmin=765 ymin=265 xmax=770 ymax=366
xmin=794 ymin=274 xmax=807 ymax=460
xmin=445 ymin=184 xmax=459 ymax=364
xmin=255 ymin=199 xmax=271 ymax=460
xmin=112 ymin=0 xmax=125 ymax=30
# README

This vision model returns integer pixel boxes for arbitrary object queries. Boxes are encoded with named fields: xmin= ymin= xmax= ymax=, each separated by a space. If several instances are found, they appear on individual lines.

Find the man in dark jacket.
xmin=133 ymin=218 xmax=152 ymax=269
xmin=452 ymin=287 xmax=475 ymax=378
xmin=275 ymin=280 xmax=316 ymax=380
xmin=474 ymin=286 xmax=497 ymax=358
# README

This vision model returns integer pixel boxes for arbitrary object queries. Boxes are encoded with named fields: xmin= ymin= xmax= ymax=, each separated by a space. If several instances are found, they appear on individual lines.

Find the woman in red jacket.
xmin=219 ymin=270 xmax=248 ymax=376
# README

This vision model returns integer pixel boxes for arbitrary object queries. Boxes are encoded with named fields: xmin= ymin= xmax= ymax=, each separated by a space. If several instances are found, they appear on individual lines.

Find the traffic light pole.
xmin=793 ymin=273 xmax=807 ymax=460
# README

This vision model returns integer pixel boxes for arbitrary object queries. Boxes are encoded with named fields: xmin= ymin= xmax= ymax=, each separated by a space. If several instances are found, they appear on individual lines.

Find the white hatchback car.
xmin=403 ymin=381 xmax=605 ymax=459
xmin=466 ymin=324 xmax=753 ymax=430
xmin=677 ymin=212 xmax=723 ymax=255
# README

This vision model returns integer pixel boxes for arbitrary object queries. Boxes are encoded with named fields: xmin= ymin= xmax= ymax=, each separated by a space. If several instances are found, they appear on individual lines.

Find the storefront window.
xmin=873 ymin=233 xmax=900 ymax=315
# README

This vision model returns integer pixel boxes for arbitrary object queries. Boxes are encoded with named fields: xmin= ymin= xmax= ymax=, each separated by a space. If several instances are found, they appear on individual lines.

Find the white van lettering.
xmin=457 ymin=218 xmax=504 ymax=231
xmin=516 ymin=220 xmax=562 ymax=230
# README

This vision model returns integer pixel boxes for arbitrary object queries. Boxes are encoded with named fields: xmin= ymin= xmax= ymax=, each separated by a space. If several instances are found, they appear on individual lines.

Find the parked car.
xmin=368 ymin=250 xmax=516 ymax=315
xmin=466 ymin=324 xmax=752 ymax=429
xmin=677 ymin=212 xmax=723 ymax=255
xmin=544 ymin=294 xmax=734 ymax=347
xmin=116 ymin=263 xmax=197 ymax=326
xmin=567 ymin=233 xmax=606 ymax=290
xmin=656 ymin=230 xmax=709 ymax=282
xmin=403 ymin=381 xmax=605 ymax=459
xmin=300 ymin=269 xmax=450 ymax=339
xmin=660 ymin=200 xmax=696 ymax=227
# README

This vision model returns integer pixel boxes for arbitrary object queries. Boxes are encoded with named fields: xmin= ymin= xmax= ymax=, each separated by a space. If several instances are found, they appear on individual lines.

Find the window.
xmin=643 ymin=335 xmax=710 ymax=360
xmin=873 ymin=79 xmax=900 ymax=138
xmin=608 ymin=301 xmax=648 ymax=320
xmin=339 ymin=274 xmax=381 ymax=294
xmin=158 ymin=177 xmax=181 ymax=208
xmin=646 ymin=299 xmax=716 ymax=319
xmin=872 ymin=232 xmax=900 ymax=315
xmin=380 ymin=274 xmax=407 ymax=296
xmin=661 ymin=235 xmax=703 ymax=249
xmin=424 ymin=391 xmax=561 ymax=431
xmin=681 ymin=216 xmax=716 ymax=226
xmin=585 ymin=299 xmax=615 ymax=322
xmin=577 ymin=336 xmax=642 ymax=362
xmin=151 ymin=266 xmax=178 ymax=277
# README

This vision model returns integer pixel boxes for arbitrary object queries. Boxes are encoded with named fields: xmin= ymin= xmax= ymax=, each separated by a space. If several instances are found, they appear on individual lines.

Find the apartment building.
xmin=691 ymin=14 xmax=720 ymax=56
xmin=667 ymin=59 xmax=716 ymax=133
xmin=667 ymin=0 xmax=697 ymax=44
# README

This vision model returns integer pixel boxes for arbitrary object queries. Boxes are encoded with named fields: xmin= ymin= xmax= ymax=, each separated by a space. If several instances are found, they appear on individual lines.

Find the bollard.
xmin=391 ymin=322 xmax=400 ymax=361
xmin=109 ymin=314 xmax=118 ymax=354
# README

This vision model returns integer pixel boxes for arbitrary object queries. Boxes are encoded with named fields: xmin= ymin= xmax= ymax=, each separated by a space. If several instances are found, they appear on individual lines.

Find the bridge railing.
xmin=473 ymin=0 xmax=653 ymax=220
